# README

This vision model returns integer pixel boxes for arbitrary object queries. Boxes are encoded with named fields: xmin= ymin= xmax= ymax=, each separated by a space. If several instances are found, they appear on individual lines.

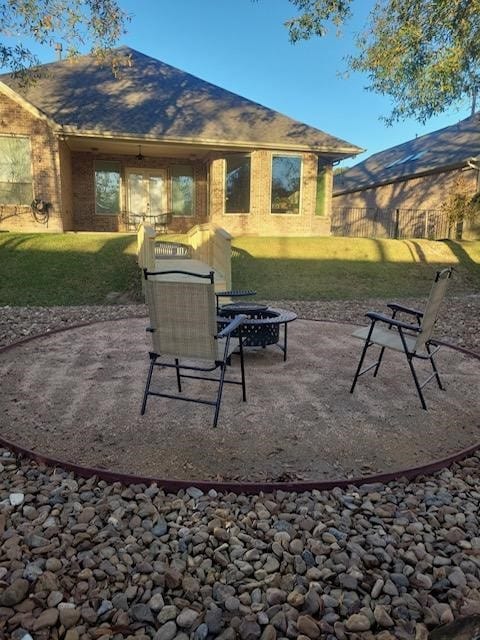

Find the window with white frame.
xmin=95 ymin=161 xmax=121 ymax=214
xmin=171 ymin=165 xmax=194 ymax=216
xmin=0 ymin=136 xmax=33 ymax=204
xmin=225 ymin=154 xmax=251 ymax=213
xmin=271 ymin=155 xmax=301 ymax=215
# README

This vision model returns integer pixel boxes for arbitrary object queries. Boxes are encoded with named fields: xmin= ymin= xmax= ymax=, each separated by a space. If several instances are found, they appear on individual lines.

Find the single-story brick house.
xmin=333 ymin=113 xmax=480 ymax=239
xmin=0 ymin=46 xmax=361 ymax=236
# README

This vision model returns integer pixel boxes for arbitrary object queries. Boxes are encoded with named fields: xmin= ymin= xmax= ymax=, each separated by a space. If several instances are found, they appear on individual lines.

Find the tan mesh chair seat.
xmin=352 ymin=325 xmax=418 ymax=353
xmin=141 ymin=269 xmax=247 ymax=428
xmin=350 ymin=267 xmax=453 ymax=410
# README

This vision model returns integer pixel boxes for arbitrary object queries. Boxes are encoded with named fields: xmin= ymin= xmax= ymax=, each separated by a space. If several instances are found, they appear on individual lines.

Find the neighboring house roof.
xmin=0 ymin=47 xmax=362 ymax=157
xmin=334 ymin=113 xmax=480 ymax=194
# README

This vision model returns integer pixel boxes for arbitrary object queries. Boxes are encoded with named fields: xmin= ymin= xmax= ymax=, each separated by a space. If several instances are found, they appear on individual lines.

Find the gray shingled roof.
xmin=0 ymin=47 xmax=361 ymax=156
xmin=334 ymin=113 xmax=480 ymax=194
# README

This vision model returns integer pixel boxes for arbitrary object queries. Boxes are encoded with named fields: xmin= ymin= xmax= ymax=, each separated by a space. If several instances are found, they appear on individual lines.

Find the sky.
xmin=5 ymin=0 xmax=473 ymax=166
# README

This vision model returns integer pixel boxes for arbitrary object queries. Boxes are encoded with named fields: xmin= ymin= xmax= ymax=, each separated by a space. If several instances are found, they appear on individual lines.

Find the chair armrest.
xmin=217 ymin=314 xmax=247 ymax=338
xmin=387 ymin=303 xmax=424 ymax=318
xmin=366 ymin=312 xmax=421 ymax=332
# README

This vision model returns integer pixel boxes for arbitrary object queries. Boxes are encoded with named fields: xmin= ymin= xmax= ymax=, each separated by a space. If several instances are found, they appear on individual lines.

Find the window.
xmin=171 ymin=165 xmax=194 ymax=216
xmin=0 ymin=136 xmax=32 ymax=204
xmin=316 ymin=160 xmax=327 ymax=217
xmin=225 ymin=154 xmax=251 ymax=213
xmin=95 ymin=161 xmax=121 ymax=214
xmin=271 ymin=155 xmax=301 ymax=214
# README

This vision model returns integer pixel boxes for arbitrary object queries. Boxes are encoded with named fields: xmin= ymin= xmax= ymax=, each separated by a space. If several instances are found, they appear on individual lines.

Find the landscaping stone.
xmin=1 ymin=302 xmax=480 ymax=640
xmin=345 ymin=613 xmax=372 ymax=632
xmin=0 ymin=579 xmax=29 ymax=606
xmin=9 ymin=493 xmax=24 ymax=506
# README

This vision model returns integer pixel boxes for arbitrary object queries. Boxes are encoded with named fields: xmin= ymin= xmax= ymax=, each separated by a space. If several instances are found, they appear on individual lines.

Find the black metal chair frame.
xmin=154 ymin=212 xmax=173 ymax=234
xmin=350 ymin=267 xmax=453 ymax=410
xmin=141 ymin=269 xmax=247 ymax=428
xmin=124 ymin=211 xmax=173 ymax=233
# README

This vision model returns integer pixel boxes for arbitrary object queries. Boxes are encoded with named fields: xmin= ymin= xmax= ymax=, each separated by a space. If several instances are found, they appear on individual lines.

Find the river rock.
xmin=0 ymin=579 xmax=29 ymax=606
xmin=58 ymin=604 xmax=81 ymax=629
xmin=297 ymin=614 xmax=321 ymax=638
xmin=154 ymin=621 xmax=177 ymax=640
xmin=345 ymin=613 xmax=371 ymax=632
xmin=33 ymin=608 xmax=59 ymax=630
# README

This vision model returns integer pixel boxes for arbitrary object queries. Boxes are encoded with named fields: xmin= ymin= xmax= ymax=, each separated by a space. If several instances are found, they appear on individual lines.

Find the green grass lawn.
xmin=232 ymin=236 xmax=480 ymax=300
xmin=0 ymin=232 xmax=141 ymax=306
xmin=1 ymin=232 xmax=478 ymax=306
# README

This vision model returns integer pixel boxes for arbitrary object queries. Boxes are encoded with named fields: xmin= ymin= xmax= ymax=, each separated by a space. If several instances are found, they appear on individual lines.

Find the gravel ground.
xmin=2 ymin=450 xmax=480 ymax=640
xmin=1 ymin=295 xmax=479 ymax=353
xmin=1 ymin=298 xmax=480 ymax=640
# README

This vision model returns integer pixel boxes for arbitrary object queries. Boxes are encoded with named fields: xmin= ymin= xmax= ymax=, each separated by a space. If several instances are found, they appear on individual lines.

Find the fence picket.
xmin=331 ymin=207 xmax=453 ymax=240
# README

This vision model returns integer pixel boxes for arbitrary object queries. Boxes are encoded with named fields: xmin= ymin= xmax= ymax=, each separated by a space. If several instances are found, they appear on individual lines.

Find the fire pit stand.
xmin=217 ymin=303 xmax=297 ymax=361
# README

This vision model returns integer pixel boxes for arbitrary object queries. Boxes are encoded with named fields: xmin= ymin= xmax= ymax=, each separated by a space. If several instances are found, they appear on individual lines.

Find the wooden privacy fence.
xmin=331 ymin=207 xmax=453 ymax=240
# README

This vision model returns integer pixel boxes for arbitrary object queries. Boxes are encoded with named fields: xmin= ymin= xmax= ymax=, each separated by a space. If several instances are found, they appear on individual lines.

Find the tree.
xmin=441 ymin=174 xmax=480 ymax=236
xmin=284 ymin=0 xmax=352 ymax=41
xmin=0 ymin=0 xmax=129 ymax=82
xmin=284 ymin=0 xmax=480 ymax=124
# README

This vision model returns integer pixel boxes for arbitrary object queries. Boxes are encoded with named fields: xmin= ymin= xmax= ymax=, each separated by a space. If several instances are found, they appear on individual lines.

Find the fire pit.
xmin=217 ymin=303 xmax=297 ymax=360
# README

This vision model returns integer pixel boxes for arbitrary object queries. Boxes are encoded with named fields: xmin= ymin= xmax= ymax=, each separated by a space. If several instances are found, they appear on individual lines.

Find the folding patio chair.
xmin=350 ymin=267 xmax=453 ymax=409
xmin=141 ymin=269 xmax=247 ymax=427
xmin=153 ymin=212 xmax=173 ymax=234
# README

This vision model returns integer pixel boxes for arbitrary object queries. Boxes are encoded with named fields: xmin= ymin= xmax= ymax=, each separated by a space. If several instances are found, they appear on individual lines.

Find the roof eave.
xmin=0 ymin=81 xmax=59 ymax=129
xmin=57 ymin=126 xmax=363 ymax=156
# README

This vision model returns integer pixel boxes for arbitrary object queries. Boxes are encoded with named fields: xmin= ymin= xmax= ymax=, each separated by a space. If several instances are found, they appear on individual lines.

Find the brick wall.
xmin=0 ymin=92 xmax=65 ymax=232
xmin=209 ymin=150 xmax=332 ymax=237
xmin=72 ymin=152 xmax=208 ymax=232
xmin=333 ymin=168 xmax=480 ymax=239
xmin=333 ymin=168 xmax=478 ymax=210
xmin=0 ymin=88 xmax=335 ymax=238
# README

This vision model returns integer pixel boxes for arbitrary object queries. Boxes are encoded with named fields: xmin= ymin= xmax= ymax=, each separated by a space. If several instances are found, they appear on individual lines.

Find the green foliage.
xmin=284 ymin=0 xmax=480 ymax=123
xmin=441 ymin=175 xmax=480 ymax=228
xmin=349 ymin=0 xmax=480 ymax=124
xmin=0 ymin=0 xmax=129 ymax=82
xmin=285 ymin=0 xmax=352 ymax=41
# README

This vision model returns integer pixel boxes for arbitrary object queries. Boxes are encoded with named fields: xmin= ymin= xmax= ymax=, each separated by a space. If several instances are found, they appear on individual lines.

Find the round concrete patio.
xmin=1 ymin=317 xmax=479 ymax=484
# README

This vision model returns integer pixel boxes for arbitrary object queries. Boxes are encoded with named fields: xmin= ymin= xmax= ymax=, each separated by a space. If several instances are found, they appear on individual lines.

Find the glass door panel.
xmin=149 ymin=174 xmax=167 ymax=214
xmin=128 ymin=173 xmax=147 ymax=214
xmin=126 ymin=170 xmax=168 ymax=219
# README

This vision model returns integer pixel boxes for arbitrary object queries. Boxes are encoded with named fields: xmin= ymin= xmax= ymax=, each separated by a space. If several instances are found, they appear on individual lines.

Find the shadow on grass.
xmin=232 ymin=254 xmax=477 ymax=301
xmin=2 ymin=234 xmax=478 ymax=306
xmin=0 ymin=233 xmax=142 ymax=306
xmin=231 ymin=237 xmax=479 ymax=300
xmin=232 ymin=257 xmax=434 ymax=300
